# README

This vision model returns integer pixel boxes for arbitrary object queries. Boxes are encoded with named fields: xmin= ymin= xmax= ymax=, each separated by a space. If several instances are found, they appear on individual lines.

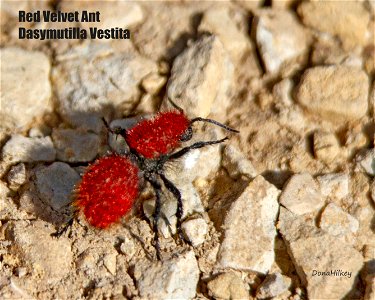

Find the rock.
xmin=207 ymin=272 xmax=249 ymax=300
xmin=119 ymin=236 xmax=137 ymax=260
xmin=52 ymin=43 xmax=157 ymax=132
xmin=222 ymin=145 xmax=257 ymax=179
xmin=317 ymin=173 xmax=349 ymax=200
xmin=52 ymin=129 xmax=100 ymax=162
xmin=363 ymin=245 xmax=375 ymax=300
xmin=278 ymin=207 xmax=364 ymax=299
xmin=217 ymin=176 xmax=280 ymax=273
xmin=63 ymin=1 xmax=143 ymax=33
xmin=279 ymin=173 xmax=323 ymax=215
xmin=2 ymin=135 xmax=56 ymax=164
xmin=371 ymin=180 xmax=375 ymax=205
xmin=102 ymin=252 xmax=117 ymax=275
xmin=256 ymin=272 xmax=291 ymax=299
xmin=134 ymin=250 xmax=199 ymax=299
xmin=319 ymin=203 xmax=359 ymax=236
xmin=296 ymin=66 xmax=369 ymax=121
xmin=4 ymin=220 xmax=72 ymax=284
xmin=254 ymin=9 xmax=308 ymax=73
xmin=7 ymin=163 xmax=27 ymax=191
xmin=166 ymin=35 xmax=233 ymax=118
xmin=0 ymin=47 xmax=52 ymax=130
xmin=355 ymin=149 xmax=375 ymax=176
xmin=298 ymin=1 xmax=370 ymax=50
xmin=313 ymin=131 xmax=340 ymax=164
xmin=181 ymin=218 xmax=208 ymax=247
xmin=199 ymin=5 xmax=253 ymax=66
xmin=141 ymin=73 xmax=167 ymax=95
xmin=35 ymin=162 xmax=80 ymax=211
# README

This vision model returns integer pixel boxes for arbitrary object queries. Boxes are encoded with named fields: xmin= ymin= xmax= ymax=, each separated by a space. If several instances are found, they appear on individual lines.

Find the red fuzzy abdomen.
xmin=125 ymin=111 xmax=190 ymax=159
xmin=75 ymin=155 xmax=139 ymax=228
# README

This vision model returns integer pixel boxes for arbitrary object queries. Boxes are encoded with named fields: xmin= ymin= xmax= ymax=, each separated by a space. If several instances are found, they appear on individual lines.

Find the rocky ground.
xmin=1 ymin=0 xmax=375 ymax=299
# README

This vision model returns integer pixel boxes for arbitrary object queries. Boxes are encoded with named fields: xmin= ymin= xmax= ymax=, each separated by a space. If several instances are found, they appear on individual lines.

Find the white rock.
xmin=134 ymin=250 xmax=199 ymax=299
xmin=317 ymin=173 xmax=349 ymax=200
xmin=2 ymin=135 xmax=56 ymax=164
xmin=166 ymin=35 xmax=233 ymax=118
xmin=319 ymin=203 xmax=359 ymax=236
xmin=141 ymin=73 xmax=167 ymax=95
xmin=278 ymin=207 xmax=364 ymax=299
xmin=7 ymin=163 xmax=27 ymax=190
xmin=35 ymin=162 xmax=80 ymax=210
xmin=207 ymin=272 xmax=249 ymax=300
xmin=52 ymin=129 xmax=100 ymax=162
xmin=217 ymin=176 xmax=280 ymax=273
xmin=52 ymin=43 xmax=157 ymax=132
xmin=279 ymin=173 xmax=323 ymax=215
xmin=256 ymin=272 xmax=291 ymax=299
xmin=296 ymin=66 xmax=369 ymax=121
xmin=273 ymin=78 xmax=293 ymax=106
xmin=222 ymin=145 xmax=257 ymax=179
xmin=254 ymin=9 xmax=308 ymax=73
xmin=313 ymin=131 xmax=340 ymax=164
xmin=0 ymin=47 xmax=52 ymax=130
xmin=355 ymin=149 xmax=375 ymax=176
xmin=181 ymin=218 xmax=208 ymax=247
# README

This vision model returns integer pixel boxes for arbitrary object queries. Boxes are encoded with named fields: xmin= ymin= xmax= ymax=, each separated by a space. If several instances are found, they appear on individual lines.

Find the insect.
xmin=56 ymin=105 xmax=238 ymax=260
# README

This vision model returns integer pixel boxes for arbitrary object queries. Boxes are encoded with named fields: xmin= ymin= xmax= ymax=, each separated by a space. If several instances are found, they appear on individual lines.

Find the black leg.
xmin=51 ymin=217 xmax=74 ymax=237
xmin=168 ymin=137 xmax=228 ymax=160
xmin=158 ymin=173 xmax=185 ymax=243
xmin=148 ymin=178 xmax=163 ymax=260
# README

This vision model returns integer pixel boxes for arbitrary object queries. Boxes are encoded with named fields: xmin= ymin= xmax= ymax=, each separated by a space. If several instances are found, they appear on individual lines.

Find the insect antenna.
xmin=190 ymin=117 xmax=239 ymax=133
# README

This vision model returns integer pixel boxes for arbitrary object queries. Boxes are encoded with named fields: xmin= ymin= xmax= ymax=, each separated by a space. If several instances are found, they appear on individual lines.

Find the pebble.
xmin=355 ymin=149 xmax=375 ymax=176
xmin=297 ymin=1 xmax=370 ymax=50
xmin=199 ymin=6 xmax=252 ymax=66
xmin=296 ymin=66 xmax=369 ymax=121
xmin=166 ymin=35 xmax=233 ymax=118
xmin=2 ymin=135 xmax=56 ymax=164
xmin=102 ymin=252 xmax=117 ymax=275
xmin=254 ymin=9 xmax=308 ymax=73
xmin=52 ymin=43 xmax=157 ymax=132
xmin=313 ymin=130 xmax=340 ymax=164
xmin=256 ymin=272 xmax=291 ymax=299
xmin=52 ymin=129 xmax=100 ymax=162
xmin=134 ymin=250 xmax=199 ymax=299
xmin=319 ymin=203 xmax=359 ymax=236
xmin=278 ymin=207 xmax=364 ymax=299
xmin=7 ymin=163 xmax=27 ymax=191
xmin=222 ymin=145 xmax=257 ymax=179
xmin=317 ymin=173 xmax=349 ymax=200
xmin=181 ymin=218 xmax=208 ymax=247
xmin=0 ymin=47 xmax=52 ymax=130
xmin=217 ymin=176 xmax=280 ymax=273
xmin=207 ymin=272 xmax=249 ymax=300
xmin=279 ymin=173 xmax=323 ymax=215
xmin=35 ymin=162 xmax=80 ymax=211
xmin=4 ymin=220 xmax=72 ymax=284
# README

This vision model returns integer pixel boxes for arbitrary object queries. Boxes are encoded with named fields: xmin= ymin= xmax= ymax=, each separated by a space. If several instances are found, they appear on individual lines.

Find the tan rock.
xmin=1 ymin=47 xmax=52 ymax=130
xmin=298 ymin=1 xmax=370 ymax=50
xmin=313 ymin=131 xmax=340 ymax=164
xmin=7 ymin=163 xmax=27 ymax=191
xmin=256 ymin=272 xmax=291 ymax=299
xmin=319 ymin=203 xmax=359 ymax=236
xmin=217 ymin=176 xmax=280 ymax=273
xmin=181 ymin=218 xmax=208 ymax=247
xmin=207 ymin=272 xmax=249 ymax=300
xmin=166 ymin=35 xmax=233 ymax=118
xmin=296 ymin=66 xmax=369 ymax=121
xmin=317 ymin=173 xmax=349 ymax=200
xmin=222 ymin=145 xmax=257 ymax=179
xmin=279 ymin=173 xmax=323 ymax=215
